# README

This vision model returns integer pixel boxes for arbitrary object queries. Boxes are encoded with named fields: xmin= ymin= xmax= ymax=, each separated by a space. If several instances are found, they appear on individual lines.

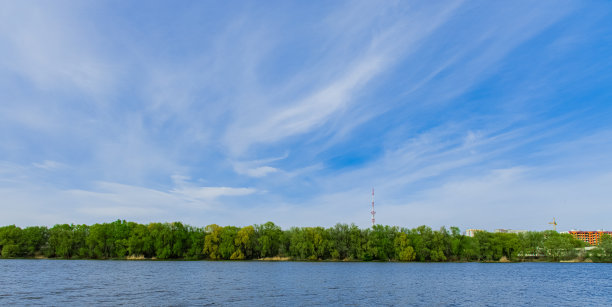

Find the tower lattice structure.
xmin=371 ymin=188 xmax=376 ymax=226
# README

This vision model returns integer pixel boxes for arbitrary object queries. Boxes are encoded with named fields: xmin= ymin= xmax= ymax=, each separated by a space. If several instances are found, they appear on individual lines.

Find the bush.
xmin=1 ymin=244 xmax=21 ymax=258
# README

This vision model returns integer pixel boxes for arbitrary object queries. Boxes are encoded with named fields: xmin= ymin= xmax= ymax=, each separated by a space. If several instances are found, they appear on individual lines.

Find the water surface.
xmin=1 ymin=260 xmax=610 ymax=306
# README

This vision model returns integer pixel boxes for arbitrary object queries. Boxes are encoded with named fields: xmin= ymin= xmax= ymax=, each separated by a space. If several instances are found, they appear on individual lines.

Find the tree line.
xmin=1 ymin=220 xmax=610 ymax=262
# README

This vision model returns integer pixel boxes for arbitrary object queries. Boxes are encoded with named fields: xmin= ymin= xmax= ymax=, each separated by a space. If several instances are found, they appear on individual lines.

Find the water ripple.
xmin=0 ymin=260 xmax=611 ymax=306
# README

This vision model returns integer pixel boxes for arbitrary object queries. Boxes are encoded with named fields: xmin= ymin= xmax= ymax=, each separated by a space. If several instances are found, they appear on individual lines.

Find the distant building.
xmin=465 ymin=229 xmax=484 ymax=237
xmin=568 ymin=230 xmax=612 ymax=245
xmin=495 ymin=229 xmax=528 ymax=234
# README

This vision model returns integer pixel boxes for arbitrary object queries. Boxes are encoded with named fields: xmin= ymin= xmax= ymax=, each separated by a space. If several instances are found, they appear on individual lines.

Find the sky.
xmin=1 ymin=1 xmax=612 ymax=231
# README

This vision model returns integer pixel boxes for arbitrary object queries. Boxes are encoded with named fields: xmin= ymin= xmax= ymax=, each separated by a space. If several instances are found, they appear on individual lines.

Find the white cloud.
xmin=222 ymin=2 xmax=464 ymax=156
xmin=237 ymin=166 xmax=279 ymax=178
xmin=78 ymin=181 xmax=257 ymax=205
xmin=0 ymin=2 xmax=114 ymax=96
xmin=381 ymin=168 xmax=612 ymax=232
xmin=0 ymin=1 xmax=608 ymax=231
xmin=171 ymin=186 xmax=256 ymax=201
xmin=225 ymin=55 xmax=385 ymax=155
xmin=32 ymin=160 xmax=64 ymax=171
xmin=232 ymin=153 xmax=288 ymax=178
xmin=77 ymin=206 xmax=165 ymax=218
xmin=169 ymin=174 xmax=257 ymax=199
xmin=463 ymin=131 xmax=481 ymax=147
xmin=0 ymin=170 xmax=258 ymax=226
xmin=251 ymin=165 xmax=612 ymax=231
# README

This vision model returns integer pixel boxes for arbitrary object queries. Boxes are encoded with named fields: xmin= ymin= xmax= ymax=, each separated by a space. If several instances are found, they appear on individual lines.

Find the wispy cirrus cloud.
xmin=32 ymin=160 xmax=65 ymax=171
xmin=222 ymin=1 xmax=465 ymax=156
xmin=0 ymin=172 xmax=258 ymax=226
xmin=0 ymin=2 xmax=114 ymax=96
xmin=1 ymin=1 xmax=611 ymax=230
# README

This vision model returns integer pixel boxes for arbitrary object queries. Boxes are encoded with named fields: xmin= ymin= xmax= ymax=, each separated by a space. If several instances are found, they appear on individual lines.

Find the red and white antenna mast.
xmin=371 ymin=188 xmax=376 ymax=226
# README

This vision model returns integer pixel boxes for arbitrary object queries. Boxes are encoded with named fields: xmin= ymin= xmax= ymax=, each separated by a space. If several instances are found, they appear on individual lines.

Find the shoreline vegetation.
xmin=1 ymin=221 xmax=611 ymax=262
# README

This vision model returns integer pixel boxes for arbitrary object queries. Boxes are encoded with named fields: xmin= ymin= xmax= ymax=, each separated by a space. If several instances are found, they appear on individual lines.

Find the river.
xmin=0 ymin=260 xmax=610 ymax=306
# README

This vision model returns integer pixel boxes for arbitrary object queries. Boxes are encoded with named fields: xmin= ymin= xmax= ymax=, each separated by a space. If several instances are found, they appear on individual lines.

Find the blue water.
xmin=0 ymin=260 xmax=610 ymax=306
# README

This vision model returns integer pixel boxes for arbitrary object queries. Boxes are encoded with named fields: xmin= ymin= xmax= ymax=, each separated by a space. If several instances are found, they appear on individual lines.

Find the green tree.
xmin=255 ymin=222 xmax=282 ymax=258
xmin=411 ymin=225 xmax=433 ymax=261
xmin=110 ymin=220 xmax=131 ymax=258
xmin=149 ymin=223 xmax=174 ymax=259
xmin=218 ymin=226 xmax=239 ymax=260
xmin=394 ymin=232 xmax=415 ymax=261
xmin=22 ymin=226 xmax=49 ymax=257
xmin=542 ymin=231 xmax=576 ymax=261
xmin=169 ymin=222 xmax=188 ymax=258
xmin=348 ymin=224 xmax=365 ymax=260
xmin=523 ymin=231 xmax=544 ymax=258
xmin=448 ymin=227 xmax=463 ymax=261
xmin=327 ymin=224 xmax=346 ymax=260
xmin=127 ymin=223 xmax=151 ymax=257
xmin=475 ymin=231 xmax=494 ymax=261
xmin=48 ymin=224 xmax=75 ymax=258
xmin=461 ymin=236 xmax=480 ymax=261
xmin=232 ymin=226 xmax=255 ymax=260
xmin=310 ymin=227 xmax=331 ymax=260
xmin=0 ymin=225 xmax=24 ymax=258
xmin=287 ymin=227 xmax=313 ymax=260
xmin=599 ymin=234 xmax=612 ymax=259
xmin=590 ymin=234 xmax=612 ymax=262
xmin=184 ymin=226 xmax=206 ymax=260
xmin=366 ymin=225 xmax=397 ymax=261
xmin=203 ymin=224 xmax=222 ymax=260
xmin=429 ymin=227 xmax=449 ymax=262
xmin=498 ymin=233 xmax=521 ymax=260
xmin=72 ymin=224 xmax=90 ymax=258
xmin=87 ymin=223 xmax=110 ymax=258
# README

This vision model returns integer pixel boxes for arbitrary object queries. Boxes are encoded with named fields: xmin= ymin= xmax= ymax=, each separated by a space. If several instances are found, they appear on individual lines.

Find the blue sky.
xmin=1 ymin=1 xmax=612 ymax=231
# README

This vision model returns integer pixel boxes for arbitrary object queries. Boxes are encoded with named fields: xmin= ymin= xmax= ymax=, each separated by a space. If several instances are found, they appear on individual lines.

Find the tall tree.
xmin=233 ymin=226 xmax=256 ymax=260
xmin=203 ymin=224 xmax=223 ymax=260
xmin=255 ymin=222 xmax=282 ymax=258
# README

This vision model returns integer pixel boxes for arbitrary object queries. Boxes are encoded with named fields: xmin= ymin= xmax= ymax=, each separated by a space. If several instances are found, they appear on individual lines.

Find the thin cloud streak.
xmin=223 ymin=1 xmax=464 ymax=156
xmin=0 ymin=2 xmax=114 ymax=96
xmin=0 ymin=1 xmax=611 ymax=230
xmin=0 ymin=176 xmax=258 ymax=226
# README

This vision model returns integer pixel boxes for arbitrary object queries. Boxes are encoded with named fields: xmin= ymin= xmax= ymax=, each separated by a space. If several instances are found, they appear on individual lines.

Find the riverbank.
xmin=4 ymin=221 xmax=609 ymax=262
xmin=0 ymin=255 xmax=602 ymax=263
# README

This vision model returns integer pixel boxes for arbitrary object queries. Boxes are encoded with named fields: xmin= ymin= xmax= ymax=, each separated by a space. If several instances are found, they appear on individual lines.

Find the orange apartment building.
xmin=568 ymin=230 xmax=612 ymax=245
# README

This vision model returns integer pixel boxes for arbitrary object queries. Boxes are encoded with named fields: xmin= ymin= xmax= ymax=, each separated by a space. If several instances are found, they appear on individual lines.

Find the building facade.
xmin=495 ymin=229 xmax=528 ymax=234
xmin=568 ymin=230 xmax=612 ymax=245
xmin=465 ymin=229 xmax=484 ymax=237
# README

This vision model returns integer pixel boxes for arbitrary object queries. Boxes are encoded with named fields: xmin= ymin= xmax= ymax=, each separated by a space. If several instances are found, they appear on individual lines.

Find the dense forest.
xmin=1 ymin=221 xmax=611 ymax=262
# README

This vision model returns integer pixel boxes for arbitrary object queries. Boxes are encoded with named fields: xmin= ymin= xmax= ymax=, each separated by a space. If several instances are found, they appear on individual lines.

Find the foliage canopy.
xmin=0 ymin=221 xmax=599 ymax=262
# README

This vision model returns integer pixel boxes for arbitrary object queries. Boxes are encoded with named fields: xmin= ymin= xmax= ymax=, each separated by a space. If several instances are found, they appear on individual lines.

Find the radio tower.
xmin=371 ymin=188 xmax=376 ymax=226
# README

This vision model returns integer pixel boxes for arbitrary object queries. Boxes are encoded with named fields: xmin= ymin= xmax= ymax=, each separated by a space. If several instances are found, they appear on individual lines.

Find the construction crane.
xmin=548 ymin=217 xmax=557 ymax=231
